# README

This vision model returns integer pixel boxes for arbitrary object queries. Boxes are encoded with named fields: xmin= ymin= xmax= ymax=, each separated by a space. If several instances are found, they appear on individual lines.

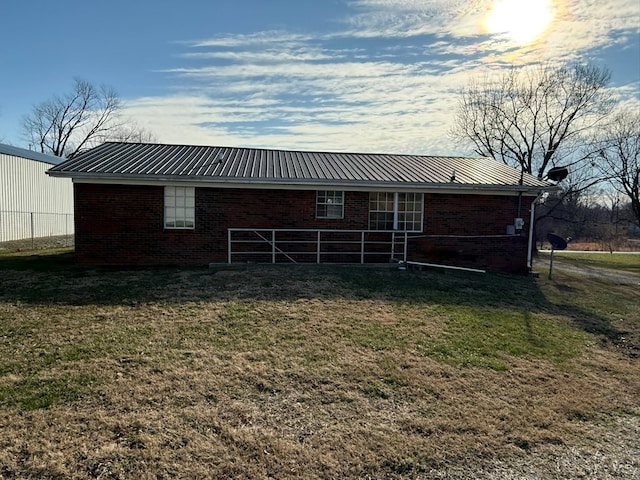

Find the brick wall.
xmin=416 ymin=193 xmax=532 ymax=274
xmin=73 ymin=183 xmax=533 ymax=273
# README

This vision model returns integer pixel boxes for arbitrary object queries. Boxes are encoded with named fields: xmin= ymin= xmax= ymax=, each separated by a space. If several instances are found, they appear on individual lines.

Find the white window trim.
xmin=369 ymin=192 xmax=423 ymax=232
xmin=164 ymin=186 xmax=195 ymax=230
xmin=316 ymin=190 xmax=345 ymax=219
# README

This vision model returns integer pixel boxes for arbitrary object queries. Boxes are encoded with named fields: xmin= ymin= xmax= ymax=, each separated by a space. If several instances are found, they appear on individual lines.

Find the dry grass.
xmin=0 ymin=250 xmax=638 ymax=479
xmin=0 ymin=235 xmax=74 ymax=253
xmin=549 ymin=239 xmax=640 ymax=252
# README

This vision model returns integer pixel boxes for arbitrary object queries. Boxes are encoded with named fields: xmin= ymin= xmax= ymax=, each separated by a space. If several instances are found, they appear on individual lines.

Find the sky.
xmin=1 ymin=0 xmax=639 ymax=157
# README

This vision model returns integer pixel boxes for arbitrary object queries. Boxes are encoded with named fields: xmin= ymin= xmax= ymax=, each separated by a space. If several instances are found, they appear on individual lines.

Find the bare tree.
xmin=22 ymin=78 xmax=155 ymax=158
xmin=451 ymin=63 xmax=618 ymax=260
xmin=450 ymin=63 xmax=614 ymax=186
xmin=592 ymin=110 xmax=640 ymax=226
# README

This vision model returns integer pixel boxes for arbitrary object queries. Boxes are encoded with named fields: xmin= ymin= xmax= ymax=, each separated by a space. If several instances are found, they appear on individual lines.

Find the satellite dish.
xmin=547 ymin=233 xmax=567 ymax=250
xmin=547 ymin=166 xmax=569 ymax=182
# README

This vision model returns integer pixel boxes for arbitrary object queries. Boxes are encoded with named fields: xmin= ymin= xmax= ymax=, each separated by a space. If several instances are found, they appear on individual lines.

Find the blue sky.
xmin=1 ymin=0 xmax=638 ymax=156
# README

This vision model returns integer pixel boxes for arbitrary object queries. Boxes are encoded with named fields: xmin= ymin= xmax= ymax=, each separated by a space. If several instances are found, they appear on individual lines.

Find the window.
xmin=369 ymin=192 xmax=395 ymax=230
xmin=164 ymin=186 xmax=195 ymax=229
xmin=369 ymin=192 xmax=423 ymax=231
xmin=316 ymin=191 xmax=344 ymax=219
xmin=397 ymin=192 xmax=423 ymax=231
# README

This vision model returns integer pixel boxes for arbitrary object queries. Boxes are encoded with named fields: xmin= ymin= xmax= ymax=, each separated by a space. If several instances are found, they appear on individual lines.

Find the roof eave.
xmin=1 ymin=143 xmax=65 ymax=165
xmin=48 ymin=170 xmax=555 ymax=195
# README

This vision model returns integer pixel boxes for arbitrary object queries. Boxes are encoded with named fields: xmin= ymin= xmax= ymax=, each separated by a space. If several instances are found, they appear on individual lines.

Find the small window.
xmin=165 ymin=186 xmax=195 ymax=229
xmin=317 ymin=191 xmax=344 ymax=219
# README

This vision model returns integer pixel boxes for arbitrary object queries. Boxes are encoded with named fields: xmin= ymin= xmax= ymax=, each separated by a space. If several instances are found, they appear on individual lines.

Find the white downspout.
xmin=527 ymin=193 xmax=542 ymax=271
xmin=392 ymin=193 xmax=399 ymax=230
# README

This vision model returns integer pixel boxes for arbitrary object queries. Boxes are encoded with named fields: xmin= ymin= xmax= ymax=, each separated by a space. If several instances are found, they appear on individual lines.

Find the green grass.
xmin=0 ymin=374 xmax=95 ymax=410
xmin=0 ymin=251 xmax=636 ymax=386
xmin=0 ymin=246 xmax=75 ymax=265
xmin=535 ymin=252 xmax=640 ymax=346
xmin=550 ymin=251 xmax=640 ymax=274
xmin=420 ymin=307 xmax=586 ymax=370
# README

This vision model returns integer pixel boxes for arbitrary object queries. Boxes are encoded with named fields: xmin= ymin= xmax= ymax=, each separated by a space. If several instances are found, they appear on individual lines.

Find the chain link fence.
xmin=0 ymin=210 xmax=74 ymax=250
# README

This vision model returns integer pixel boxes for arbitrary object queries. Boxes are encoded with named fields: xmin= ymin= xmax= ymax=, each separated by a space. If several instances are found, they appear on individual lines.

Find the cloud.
xmin=181 ymin=49 xmax=339 ymax=63
xmin=345 ymin=0 xmax=640 ymax=60
xmin=342 ymin=0 xmax=486 ymax=38
xmin=188 ymin=31 xmax=314 ymax=49
xmin=124 ymin=0 xmax=640 ymax=156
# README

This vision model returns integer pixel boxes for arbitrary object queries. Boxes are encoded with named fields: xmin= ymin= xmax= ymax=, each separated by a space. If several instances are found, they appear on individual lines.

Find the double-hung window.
xmin=316 ymin=191 xmax=344 ymax=219
xmin=164 ymin=186 xmax=195 ymax=229
xmin=369 ymin=192 xmax=395 ymax=230
xmin=369 ymin=192 xmax=423 ymax=232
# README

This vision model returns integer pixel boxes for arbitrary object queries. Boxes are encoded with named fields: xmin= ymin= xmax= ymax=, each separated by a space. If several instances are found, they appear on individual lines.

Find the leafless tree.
xmin=22 ymin=78 xmax=155 ymax=158
xmin=592 ymin=110 xmax=640 ymax=226
xmin=451 ymin=63 xmax=618 ymax=259
xmin=450 ymin=63 xmax=614 ymax=187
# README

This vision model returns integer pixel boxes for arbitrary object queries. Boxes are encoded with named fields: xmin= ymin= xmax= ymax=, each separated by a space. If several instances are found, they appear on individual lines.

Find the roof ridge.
xmin=97 ymin=141 xmax=487 ymax=160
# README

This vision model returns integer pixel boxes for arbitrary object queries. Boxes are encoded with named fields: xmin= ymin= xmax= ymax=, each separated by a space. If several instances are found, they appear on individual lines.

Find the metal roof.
xmin=47 ymin=142 xmax=553 ymax=192
xmin=0 ymin=142 xmax=65 ymax=165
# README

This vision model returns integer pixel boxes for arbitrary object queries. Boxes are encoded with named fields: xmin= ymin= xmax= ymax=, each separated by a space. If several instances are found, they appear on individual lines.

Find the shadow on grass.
xmin=0 ymin=249 xmax=631 ymax=353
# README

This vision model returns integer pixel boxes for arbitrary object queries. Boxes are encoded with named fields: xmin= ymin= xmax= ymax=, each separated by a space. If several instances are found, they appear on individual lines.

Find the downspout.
xmin=527 ymin=192 xmax=543 ymax=271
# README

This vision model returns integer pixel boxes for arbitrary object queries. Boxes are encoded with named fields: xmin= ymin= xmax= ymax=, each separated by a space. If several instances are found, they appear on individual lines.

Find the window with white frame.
xmin=164 ymin=186 xmax=195 ymax=229
xmin=396 ymin=192 xmax=423 ymax=231
xmin=369 ymin=192 xmax=395 ymax=230
xmin=369 ymin=192 xmax=423 ymax=231
xmin=316 ymin=191 xmax=344 ymax=219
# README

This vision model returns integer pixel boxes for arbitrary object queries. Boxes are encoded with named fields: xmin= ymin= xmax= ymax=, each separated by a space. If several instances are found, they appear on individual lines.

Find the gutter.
xmin=527 ymin=192 xmax=544 ymax=271
xmin=45 ymin=171 xmax=552 ymax=196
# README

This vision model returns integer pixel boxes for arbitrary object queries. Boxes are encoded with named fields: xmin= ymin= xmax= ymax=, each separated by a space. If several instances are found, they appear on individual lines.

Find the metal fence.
xmin=0 ymin=210 xmax=74 ymax=247
xmin=228 ymin=228 xmax=409 ymax=264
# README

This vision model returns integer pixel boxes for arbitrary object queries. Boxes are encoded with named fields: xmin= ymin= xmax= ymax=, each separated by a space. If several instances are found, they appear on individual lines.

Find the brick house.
xmin=47 ymin=142 xmax=554 ymax=274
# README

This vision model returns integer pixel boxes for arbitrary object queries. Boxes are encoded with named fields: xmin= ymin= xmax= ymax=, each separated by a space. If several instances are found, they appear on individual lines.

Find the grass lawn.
xmin=546 ymin=251 xmax=640 ymax=275
xmin=0 ymin=249 xmax=638 ymax=479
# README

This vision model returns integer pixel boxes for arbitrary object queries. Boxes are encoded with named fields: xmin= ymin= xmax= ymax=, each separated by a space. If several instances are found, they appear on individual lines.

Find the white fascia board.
xmin=60 ymin=173 xmax=551 ymax=197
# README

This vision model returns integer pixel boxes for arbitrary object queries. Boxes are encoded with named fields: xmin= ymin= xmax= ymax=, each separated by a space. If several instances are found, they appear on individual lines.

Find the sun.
xmin=483 ymin=0 xmax=554 ymax=45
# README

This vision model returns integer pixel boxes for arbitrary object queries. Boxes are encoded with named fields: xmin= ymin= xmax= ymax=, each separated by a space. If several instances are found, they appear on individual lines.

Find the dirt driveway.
xmin=537 ymin=252 xmax=640 ymax=286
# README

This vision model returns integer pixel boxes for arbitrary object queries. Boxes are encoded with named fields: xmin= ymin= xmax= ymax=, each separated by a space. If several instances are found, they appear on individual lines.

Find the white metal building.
xmin=0 ymin=143 xmax=74 ymax=243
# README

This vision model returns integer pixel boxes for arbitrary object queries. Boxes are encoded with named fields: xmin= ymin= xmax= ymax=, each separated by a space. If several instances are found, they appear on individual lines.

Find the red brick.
xmin=73 ymin=184 xmax=533 ymax=273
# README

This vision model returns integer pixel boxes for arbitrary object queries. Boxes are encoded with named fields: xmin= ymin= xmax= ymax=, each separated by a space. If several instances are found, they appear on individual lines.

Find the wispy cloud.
xmin=188 ymin=31 xmax=315 ymax=49
xmin=345 ymin=0 xmax=640 ymax=61
xmin=125 ymin=0 xmax=640 ymax=155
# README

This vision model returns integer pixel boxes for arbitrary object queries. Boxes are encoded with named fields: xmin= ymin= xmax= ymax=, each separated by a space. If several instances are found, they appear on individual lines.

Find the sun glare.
xmin=484 ymin=0 xmax=553 ymax=45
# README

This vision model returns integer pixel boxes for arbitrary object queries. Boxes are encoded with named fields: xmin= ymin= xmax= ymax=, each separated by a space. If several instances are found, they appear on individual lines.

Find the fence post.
xmin=30 ymin=212 xmax=35 ymax=249
xmin=404 ymin=232 xmax=408 ymax=262
xmin=272 ymin=230 xmax=276 ymax=264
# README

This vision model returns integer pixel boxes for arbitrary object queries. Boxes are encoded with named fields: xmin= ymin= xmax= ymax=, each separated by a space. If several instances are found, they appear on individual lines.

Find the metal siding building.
xmin=0 ymin=143 xmax=74 ymax=242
